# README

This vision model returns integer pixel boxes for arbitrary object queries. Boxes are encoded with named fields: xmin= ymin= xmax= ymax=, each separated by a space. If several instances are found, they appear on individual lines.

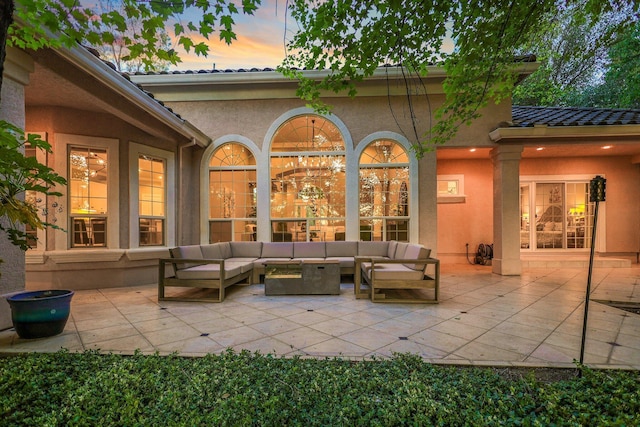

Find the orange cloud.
xmin=170 ymin=0 xmax=290 ymax=71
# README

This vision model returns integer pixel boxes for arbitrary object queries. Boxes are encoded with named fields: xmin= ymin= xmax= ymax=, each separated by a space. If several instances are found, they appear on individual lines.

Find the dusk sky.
xmin=171 ymin=0 xmax=293 ymax=71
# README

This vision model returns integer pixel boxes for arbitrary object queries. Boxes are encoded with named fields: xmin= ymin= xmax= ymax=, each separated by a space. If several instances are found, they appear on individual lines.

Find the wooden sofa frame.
xmin=354 ymin=256 xmax=440 ymax=303
xmin=158 ymin=258 xmax=252 ymax=303
xmin=159 ymin=241 xmax=440 ymax=304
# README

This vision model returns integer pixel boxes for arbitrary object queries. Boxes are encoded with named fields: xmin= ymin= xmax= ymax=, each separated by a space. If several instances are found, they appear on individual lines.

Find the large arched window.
xmin=359 ymin=140 xmax=410 ymax=241
xmin=270 ymin=115 xmax=346 ymax=241
xmin=208 ymin=143 xmax=257 ymax=242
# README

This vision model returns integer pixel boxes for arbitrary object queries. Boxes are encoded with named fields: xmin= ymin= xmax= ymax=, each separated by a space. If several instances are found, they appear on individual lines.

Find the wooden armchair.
xmin=158 ymin=257 xmax=251 ymax=303
xmin=354 ymin=255 xmax=439 ymax=304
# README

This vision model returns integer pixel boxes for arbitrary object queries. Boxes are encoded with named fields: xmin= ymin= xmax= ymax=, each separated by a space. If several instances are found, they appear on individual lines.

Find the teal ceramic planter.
xmin=7 ymin=290 xmax=74 ymax=339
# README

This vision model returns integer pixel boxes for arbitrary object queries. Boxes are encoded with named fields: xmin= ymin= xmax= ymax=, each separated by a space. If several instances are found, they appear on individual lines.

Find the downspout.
xmin=177 ymin=137 xmax=197 ymax=245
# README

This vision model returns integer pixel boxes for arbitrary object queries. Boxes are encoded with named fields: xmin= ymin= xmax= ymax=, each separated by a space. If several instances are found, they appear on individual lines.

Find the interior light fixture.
xmin=536 ymin=147 xmax=544 ymax=151
xmin=601 ymin=145 xmax=612 ymax=150
xmin=469 ymin=148 xmax=476 ymax=152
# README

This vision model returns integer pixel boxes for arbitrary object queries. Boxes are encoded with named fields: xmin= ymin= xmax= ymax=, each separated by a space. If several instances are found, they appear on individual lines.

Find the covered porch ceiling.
xmin=436 ymin=141 xmax=640 ymax=160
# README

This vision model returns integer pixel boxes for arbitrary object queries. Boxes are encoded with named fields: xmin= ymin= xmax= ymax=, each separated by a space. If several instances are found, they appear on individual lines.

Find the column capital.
xmin=490 ymin=145 xmax=523 ymax=162
xmin=4 ymin=47 xmax=34 ymax=86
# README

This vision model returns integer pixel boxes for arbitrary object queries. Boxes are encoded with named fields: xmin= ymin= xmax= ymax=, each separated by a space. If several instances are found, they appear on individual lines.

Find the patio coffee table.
xmin=264 ymin=260 xmax=340 ymax=295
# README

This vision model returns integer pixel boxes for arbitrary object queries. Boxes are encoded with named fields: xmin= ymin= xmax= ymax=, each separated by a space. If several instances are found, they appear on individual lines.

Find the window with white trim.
xmin=437 ymin=174 xmax=466 ymax=203
xmin=359 ymin=140 xmax=410 ymax=242
xmin=209 ymin=143 xmax=257 ymax=242
xmin=69 ymin=146 xmax=108 ymax=247
xmin=138 ymin=155 xmax=165 ymax=246
xmin=269 ymin=115 xmax=346 ymax=242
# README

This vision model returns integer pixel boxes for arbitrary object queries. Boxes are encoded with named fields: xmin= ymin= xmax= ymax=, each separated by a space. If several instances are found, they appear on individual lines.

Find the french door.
xmin=520 ymin=181 xmax=595 ymax=250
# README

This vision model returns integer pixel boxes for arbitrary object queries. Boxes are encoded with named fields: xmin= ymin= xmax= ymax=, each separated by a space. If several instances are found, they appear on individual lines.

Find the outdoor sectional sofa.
xmin=158 ymin=241 xmax=439 ymax=303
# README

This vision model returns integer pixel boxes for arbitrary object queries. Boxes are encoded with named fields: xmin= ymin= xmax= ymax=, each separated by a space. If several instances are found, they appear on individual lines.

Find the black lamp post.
xmin=579 ymin=175 xmax=606 ymax=365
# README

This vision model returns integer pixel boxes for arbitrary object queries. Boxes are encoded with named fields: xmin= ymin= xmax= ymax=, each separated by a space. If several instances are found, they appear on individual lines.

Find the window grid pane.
xmin=270 ymin=155 xmax=346 ymax=220
xmin=139 ymin=218 xmax=164 ymax=246
xmin=269 ymin=115 xmax=346 ymax=242
xmin=139 ymin=156 xmax=165 ymax=217
xmin=359 ymin=140 xmax=410 ymax=242
xmin=209 ymin=143 xmax=257 ymax=243
xmin=272 ymin=115 xmax=345 ymax=153
xmin=71 ymin=217 xmax=106 ymax=248
xmin=69 ymin=146 xmax=108 ymax=248
xmin=69 ymin=147 xmax=108 ymax=215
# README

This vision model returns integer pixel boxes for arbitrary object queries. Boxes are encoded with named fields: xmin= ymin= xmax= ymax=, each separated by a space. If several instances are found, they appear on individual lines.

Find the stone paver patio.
xmin=2 ymin=264 xmax=639 ymax=369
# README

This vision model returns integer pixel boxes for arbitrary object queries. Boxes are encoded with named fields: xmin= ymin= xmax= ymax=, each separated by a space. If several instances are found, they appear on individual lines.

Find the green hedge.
xmin=1 ymin=350 xmax=638 ymax=426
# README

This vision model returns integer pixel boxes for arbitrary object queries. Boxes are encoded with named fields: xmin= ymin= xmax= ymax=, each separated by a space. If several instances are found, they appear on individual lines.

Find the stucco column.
xmin=0 ymin=47 xmax=34 ymax=329
xmin=490 ymin=145 xmax=523 ymax=275
xmin=418 ymin=151 xmax=437 ymax=251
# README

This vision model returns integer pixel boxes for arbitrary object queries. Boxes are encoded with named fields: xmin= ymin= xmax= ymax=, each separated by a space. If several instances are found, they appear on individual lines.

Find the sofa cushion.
xmin=261 ymin=242 xmax=294 ymax=258
xmin=364 ymin=263 xmax=424 ymax=281
xmin=171 ymin=245 xmax=204 ymax=270
xmin=227 ymin=257 xmax=259 ymax=264
xmin=387 ymin=240 xmax=398 ymax=259
xmin=201 ymin=243 xmax=223 ymax=259
xmin=293 ymin=242 xmax=326 ymax=258
xmin=402 ymin=244 xmax=431 ymax=271
xmin=176 ymin=245 xmax=203 ymax=259
xmin=394 ymin=242 xmax=410 ymax=259
xmin=225 ymin=260 xmax=255 ymax=274
xmin=325 ymin=257 xmax=355 ymax=269
xmin=358 ymin=241 xmax=389 ymax=257
xmin=219 ymin=242 xmax=232 ymax=259
xmin=326 ymin=241 xmax=357 ymax=257
xmin=230 ymin=241 xmax=263 ymax=258
xmin=175 ymin=263 xmax=243 ymax=280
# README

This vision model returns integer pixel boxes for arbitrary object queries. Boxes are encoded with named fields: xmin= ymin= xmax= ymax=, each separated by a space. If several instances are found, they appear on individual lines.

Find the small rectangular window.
xmin=437 ymin=179 xmax=459 ymax=195
xmin=437 ymin=174 xmax=466 ymax=203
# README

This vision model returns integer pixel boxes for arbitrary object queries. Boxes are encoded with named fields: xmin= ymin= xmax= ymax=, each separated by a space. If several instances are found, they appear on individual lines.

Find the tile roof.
xmin=131 ymin=67 xmax=277 ymax=75
xmin=512 ymin=106 xmax=640 ymax=127
xmin=131 ymin=55 xmax=538 ymax=76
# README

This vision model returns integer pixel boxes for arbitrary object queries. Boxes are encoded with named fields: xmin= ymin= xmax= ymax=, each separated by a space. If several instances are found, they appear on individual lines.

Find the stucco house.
xmin=1 ymin=40 xmax=639 ymax=329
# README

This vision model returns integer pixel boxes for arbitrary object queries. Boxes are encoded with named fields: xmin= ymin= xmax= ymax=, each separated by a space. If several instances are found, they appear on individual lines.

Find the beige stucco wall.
xmin=163 ymin=95 xmax=507 ymax=152
xmin=181 ymin=146 xmax=202 ymax=245
xmin=26 ymin=106 xmax=178 ymax=152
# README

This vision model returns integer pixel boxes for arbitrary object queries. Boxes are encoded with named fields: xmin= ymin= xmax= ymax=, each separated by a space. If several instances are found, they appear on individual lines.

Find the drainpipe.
xmin=177 ymin=137 xmax=197 ymax=245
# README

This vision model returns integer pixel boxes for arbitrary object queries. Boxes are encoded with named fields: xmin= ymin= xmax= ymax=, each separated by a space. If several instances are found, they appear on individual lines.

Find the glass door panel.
xmin=520 ymin=184 xmax=530 ymax=249
xmin=535 ymin=183 xmax=565 ymax=249
xmin=566 ymin=183 xmax=591 ymax=249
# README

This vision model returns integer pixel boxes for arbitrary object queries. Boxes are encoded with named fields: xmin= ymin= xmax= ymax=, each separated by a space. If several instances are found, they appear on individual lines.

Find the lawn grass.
xmin=1 ymin=349 xmax=638 ymax=426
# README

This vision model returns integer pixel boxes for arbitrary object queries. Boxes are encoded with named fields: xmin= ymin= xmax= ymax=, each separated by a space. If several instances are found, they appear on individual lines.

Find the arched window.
xmin=208 ymin=143 xmax=257 ymax=242
xmin=359 ymin=140 xmax=410 ymax=241
xmin=270 ymin=115 xmax=346 ymax=241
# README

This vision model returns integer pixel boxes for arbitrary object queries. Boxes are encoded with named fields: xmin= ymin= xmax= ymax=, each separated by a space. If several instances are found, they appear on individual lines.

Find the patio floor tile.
xmin=2 ymin=264 xmax=639 ymax=370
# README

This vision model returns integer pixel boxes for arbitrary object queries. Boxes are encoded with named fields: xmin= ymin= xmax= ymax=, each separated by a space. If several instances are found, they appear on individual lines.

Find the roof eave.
xmin=490 ymin=124 xmax=640 ymax=142
xmin=130 ymin=62 xmax=539 ymax=88
xmin=55 ymin=45 xmax=210 ymax=147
